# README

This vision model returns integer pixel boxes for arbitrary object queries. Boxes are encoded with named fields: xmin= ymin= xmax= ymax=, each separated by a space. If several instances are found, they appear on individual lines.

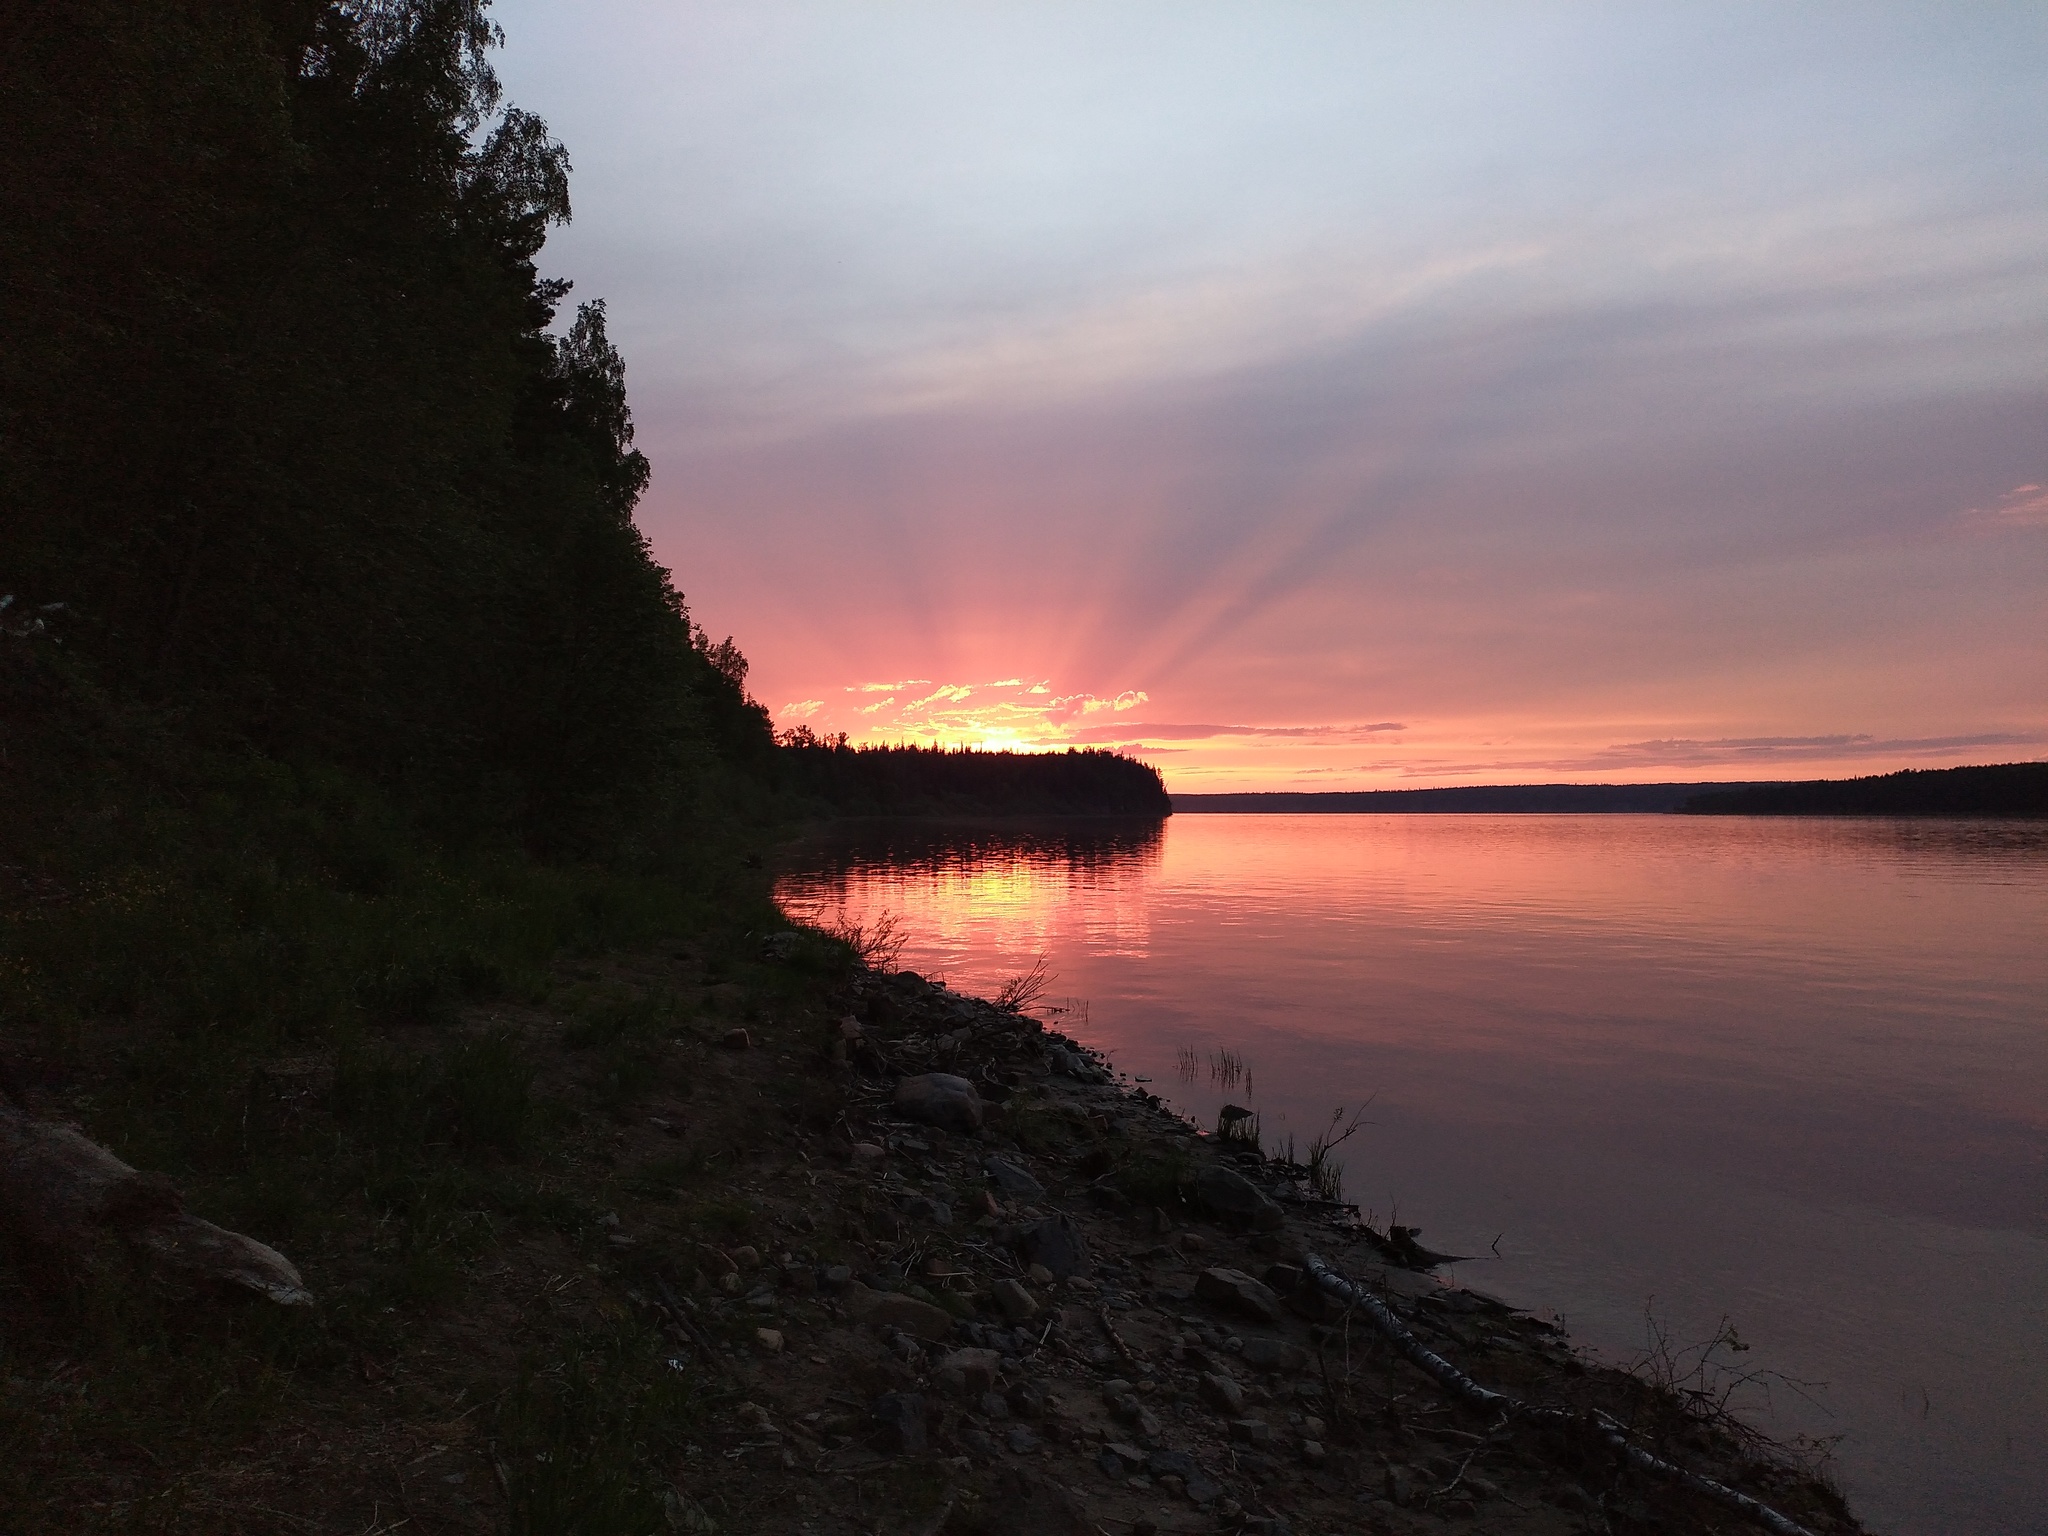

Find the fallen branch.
xmin=0 ymin=1091 xmax=312 ymax=1305
xmin=1301 ymin=1254 xmax=1811 ymax=1536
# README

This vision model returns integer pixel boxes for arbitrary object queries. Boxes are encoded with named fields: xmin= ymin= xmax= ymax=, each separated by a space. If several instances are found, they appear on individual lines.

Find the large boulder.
xmin=892 ymin=1072 xmax=984 ymax=1133
xmin=1193 ymin=1164 xmax=1285 ymax=1230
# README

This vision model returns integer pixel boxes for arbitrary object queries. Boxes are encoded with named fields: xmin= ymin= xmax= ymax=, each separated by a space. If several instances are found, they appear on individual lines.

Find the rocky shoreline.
xmin=659 ymin=958 xmax=1863 ymax=1536
xmin=0 ymin=926 xmax=1869 ymax=1535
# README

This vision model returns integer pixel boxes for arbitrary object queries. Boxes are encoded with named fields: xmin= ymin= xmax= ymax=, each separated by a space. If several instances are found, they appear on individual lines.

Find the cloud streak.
xmin=497 ymin=3 xmax=2048 ymax=790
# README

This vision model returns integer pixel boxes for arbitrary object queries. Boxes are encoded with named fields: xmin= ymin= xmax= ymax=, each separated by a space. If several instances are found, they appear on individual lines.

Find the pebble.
xmin=754 ymin=1327 xmax=783 ymax=1352
xmin=720 ymin=1027 xmax=751 ymax=1050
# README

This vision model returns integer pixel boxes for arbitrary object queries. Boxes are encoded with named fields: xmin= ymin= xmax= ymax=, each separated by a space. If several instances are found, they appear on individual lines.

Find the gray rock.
xmin=1198 ymin=1372 xmax=1246 ymax=1415
xmin=1239 ymin=1336 xmax=1310 ymax=1374
xmin=847 ymin=1284 xmax=956 ymax=1341
xmin=1005 ymin=1425 xmax=1040 ymax=1454
xmin=1096 ymin=1447 xmax=1128 ymax=1479
xmin=1228 ymin=1418 xmax=1276 ymax=1445
xmin=992 ymin=1277 xmax=1041 ymax=1323
xmin=821 ymin=1264 xmax=854 ymax=1292
xmin=977 ymin=1388 xmax=1011 ymax=1420
xmin=1146 ymin=1449 xmax=1221 ymax=1505
xmin=869 ymin=1392 xmax=927 ymax=1454
xmin=1195 ymin=1266 xmax=1285 ymax=1325
xmin=1014 ymin=1214 xmax=1090 ymax=1278
xmin=984 ymin=1155 xmax=1045 ymax=1199
xmin=931 ymin=1347 xmax=1002 ymax=1397
xmin=901 ymin=1195 xmax=953 ymax=1225
xmin=892 ymin=1072 xmax=985 ymax=1133
xmin=1193 ymin=1165 xmax=1285 ymax=1231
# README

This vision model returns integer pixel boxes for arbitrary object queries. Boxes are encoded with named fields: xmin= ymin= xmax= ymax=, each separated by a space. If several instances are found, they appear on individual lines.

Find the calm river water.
xmin=775 ymin=814 xmax=2048 ymax=1536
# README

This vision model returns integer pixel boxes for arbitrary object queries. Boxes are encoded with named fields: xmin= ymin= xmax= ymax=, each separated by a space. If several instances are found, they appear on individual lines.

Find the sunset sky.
xmin=495 ymin=1 xmax=2047 ymax=790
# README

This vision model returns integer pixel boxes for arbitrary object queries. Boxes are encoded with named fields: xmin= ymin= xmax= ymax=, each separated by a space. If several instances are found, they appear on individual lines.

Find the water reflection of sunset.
xmin=776 ymin=813 xmax=2048 ymax=1535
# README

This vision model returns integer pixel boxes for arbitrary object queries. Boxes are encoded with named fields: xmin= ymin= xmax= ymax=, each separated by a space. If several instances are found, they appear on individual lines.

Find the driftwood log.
xmin=0 ymin=1090 xmax=312 ymax=1306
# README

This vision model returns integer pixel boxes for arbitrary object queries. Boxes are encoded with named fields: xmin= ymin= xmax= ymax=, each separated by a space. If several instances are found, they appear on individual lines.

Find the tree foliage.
xmin=775 ymin=740 xmax=1171 ymax=817
xmin=0 ymin=0 xmax=768 ymax=850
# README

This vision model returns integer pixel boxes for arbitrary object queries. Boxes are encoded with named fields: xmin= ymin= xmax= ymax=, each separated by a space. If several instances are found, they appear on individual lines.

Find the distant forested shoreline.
xmin=1676 ymin=761 xmax=2048 ymax=817
xmin=775 ymin=736 xmax=1170 ymax=817
xmin=1172 ymin=783 xmax=1749 ymax=814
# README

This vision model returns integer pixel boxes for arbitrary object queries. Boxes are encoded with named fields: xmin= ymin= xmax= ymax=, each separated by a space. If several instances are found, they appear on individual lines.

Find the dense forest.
xmin=1678 ymin=761 xmax=2048 ymax=817
xmin=776 ymin=735 xmax=1171 ymax=817
xmin=2 ymin=0 xmax=775 ymax=862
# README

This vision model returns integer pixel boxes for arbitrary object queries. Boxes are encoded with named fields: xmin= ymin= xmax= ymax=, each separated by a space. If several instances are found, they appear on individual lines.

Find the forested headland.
xmin=776 ymin=735 xmax=1171 ymax=817
xmin=0 ymin=8 xmax=1179 ymax=1526
xmin=1677 ymin=761 xmax=2048 ymax=817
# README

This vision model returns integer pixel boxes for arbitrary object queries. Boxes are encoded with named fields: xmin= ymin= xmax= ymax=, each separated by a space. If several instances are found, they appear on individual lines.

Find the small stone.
xmin=847 ymin=1285 xmax=956 ymax=1341
xmin=892 ymin=1072 xmax=985 ymax=1133
xmin=1146 ymin=1448 xmax=1221 ymax=1505
xmin=1229 ymin=1418 xmax=1275 ymax=1445
xmin=821 ymin=1264 xmax=853 ymax=1292
xmin=850 ymin=1141 xmax=886 ymax=1168
xmin=1239 ymin=1336 xmax=1310 ymax=1374
xmin=1004 ymin=1425 xmax=1039 ymax=1454
xmin=721 ymin=1027 xmax=751 ymax=1050
xmin=992 ymin=1278 xmax=1040 ymax=1323
xmin=731 ymin=1245 xmax=760 ymax=1268
xmin=1195 ymin=1266 xmax=1285 ymax=1325
xmin=1027 ymin=1262 xmax=1056 ymax=1286
xmin=984 ymin=1155 xmax=1045 ymax=1199
xmin=1303 ymin=1415 xmax=1325 ymax=1437
xmin=932 ymin=1347 xmax=1002 ymax=1397
xmin=902 ymin=1195 xmax=953 ymax=1225
xmin=1260 ymin=1263 xmax=1304 ymax=1294
xmin=1301 ymin=1439 xmax=1326 ymax=1466
xmin=1199 ymin=1372 xmax=1246 ymax=1415
xmin=869 ymin=1392 xmax=927 ymax=1454
xmin=977 ymin=1389 xmax=1012 ymax=1421
xmin=1014 ymin=1215 xmax=1090 ymax=1279
xmin=755 ymin=1327 xmax=783 ymax=1352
